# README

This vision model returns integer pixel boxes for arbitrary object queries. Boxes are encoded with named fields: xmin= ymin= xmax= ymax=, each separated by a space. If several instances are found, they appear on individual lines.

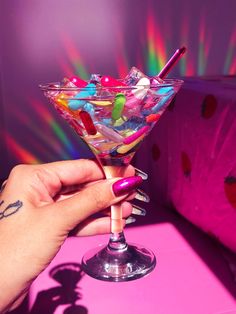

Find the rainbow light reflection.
xmin=5 ymin=12 xmax=236 ymax=167
xmin=56 ymin=11 xmax=236 ymax=78
xmin=224 ymin=26 xmax=236 ymax=75
xmin=5 ymin=97 xmax=86 ymax=165
xmin=5 ymin=133 xmax=41 ymax=165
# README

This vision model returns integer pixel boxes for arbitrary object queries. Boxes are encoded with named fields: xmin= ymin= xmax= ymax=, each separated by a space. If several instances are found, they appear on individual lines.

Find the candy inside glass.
xmin=40 ymin=78 xmax=183 ymax=281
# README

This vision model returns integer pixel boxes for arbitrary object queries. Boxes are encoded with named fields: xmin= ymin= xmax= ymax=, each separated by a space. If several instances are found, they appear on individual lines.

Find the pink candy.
xmin=123 ymin=126 xmax=150 ymax=145
xmin=79 ymin=111 xmax=97 ymax=135
xmin=69 ymin=76 xmax=87 ymax=88
xmin=101 ymin=76 xmax=127 ymax=87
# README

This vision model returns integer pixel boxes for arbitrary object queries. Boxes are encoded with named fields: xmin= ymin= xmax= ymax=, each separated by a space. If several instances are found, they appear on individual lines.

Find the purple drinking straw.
xmin=157 ymin=46 xmax=187 ymax=79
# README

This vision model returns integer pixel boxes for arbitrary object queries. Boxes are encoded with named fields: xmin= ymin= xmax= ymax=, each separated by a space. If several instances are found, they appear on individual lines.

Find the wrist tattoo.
xmin=0 ymin=200 xmax=23 ymax=220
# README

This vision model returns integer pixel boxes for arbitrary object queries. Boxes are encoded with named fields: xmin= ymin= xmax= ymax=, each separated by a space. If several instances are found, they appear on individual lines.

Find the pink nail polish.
xmin=112 ymin=176 xmax=143 ymax=197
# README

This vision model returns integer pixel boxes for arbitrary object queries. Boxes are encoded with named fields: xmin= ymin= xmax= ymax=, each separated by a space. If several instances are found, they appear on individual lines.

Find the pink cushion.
xmin=135 ymin=76 xmax=236 ymax=252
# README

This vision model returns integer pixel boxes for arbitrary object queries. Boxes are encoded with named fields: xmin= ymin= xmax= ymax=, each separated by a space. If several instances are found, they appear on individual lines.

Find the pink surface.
xmin=134 ymin=76 xmax=236 ymax=253
xmin=14 ymin=203 xmax=235 ymax=314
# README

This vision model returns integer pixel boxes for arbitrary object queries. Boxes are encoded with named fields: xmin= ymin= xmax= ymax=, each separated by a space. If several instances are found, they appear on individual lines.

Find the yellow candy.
xmin=89 ymin=100 xmax=112 ymax=106
xmin=55 ymin=93 xmax=81 ymax=118
xmin=113 ymin=117 xmax=127 ymax=127
xmin=55 ymin=93 xmax=68 ymax=107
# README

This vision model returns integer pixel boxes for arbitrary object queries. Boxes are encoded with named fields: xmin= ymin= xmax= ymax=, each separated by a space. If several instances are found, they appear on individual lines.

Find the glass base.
xmin=82 ymin=243 xmax=156 ymax=282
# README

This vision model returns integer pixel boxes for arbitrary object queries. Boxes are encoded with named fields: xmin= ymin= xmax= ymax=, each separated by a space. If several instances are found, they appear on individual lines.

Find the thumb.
xmin=44 ymin=175 xmax=142 ymax=232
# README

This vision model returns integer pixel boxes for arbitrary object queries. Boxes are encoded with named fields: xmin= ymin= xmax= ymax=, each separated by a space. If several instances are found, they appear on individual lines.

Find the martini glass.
xmin=40 ymin=77 xmax=183 ymax=281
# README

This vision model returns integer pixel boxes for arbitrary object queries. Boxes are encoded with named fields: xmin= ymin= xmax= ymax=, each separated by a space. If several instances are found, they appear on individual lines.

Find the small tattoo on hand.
xmin=0 ymin=200 xmax=23 ymax=220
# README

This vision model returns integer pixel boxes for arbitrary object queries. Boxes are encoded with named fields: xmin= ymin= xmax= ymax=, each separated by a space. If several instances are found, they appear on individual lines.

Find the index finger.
xmin=3 ymin=159 xmax=104 ymax=202
xmin=41 ymin=159 xmax=105 ymax=186
xmin=42 ymin=159 xmax=135 ymax=185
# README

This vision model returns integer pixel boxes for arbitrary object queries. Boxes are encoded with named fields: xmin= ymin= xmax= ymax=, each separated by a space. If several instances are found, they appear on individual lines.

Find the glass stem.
xmin=102 ymin=165 xmax=128 ymax=250
xmin=108 ymin=230 xmax=127 ymax=251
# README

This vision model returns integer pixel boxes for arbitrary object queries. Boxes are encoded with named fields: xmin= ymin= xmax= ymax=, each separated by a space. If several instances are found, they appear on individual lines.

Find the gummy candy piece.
xmin=123 ymin=126 xmax=149 ymax=144
xmin=89 ymin=100 xmax=112 ymax=106
xmin=133 ymin=77 xmax=150 ymax=99
xmin=84 ymin=102 xmax=95 ymax=116
xmin=101 ymin=118 xmax=112 ymax=126
xmin=79 ymin=110 xmax=97 ymax=135
xmin=96 ymin=124 xmax=123 ymax=143
xmin=112 ymin=93 xmax=126 ymax=120
xmin=68 ymin=83 xmax=96 ymax=110
xmin=116 ymin=133 xmax=146 ymax=154
xmin=101 ymin=76 xmax=127 ymax=87
xmin=145 ymin=113 xmax=161 ymax=123
xmin=114 ymin=116 xmax=145 ymax=131
xmin=113 ymin=117 xmax=127 ymax=128
xmin=69 ymin=76 xmax=87 ymax=88
xmin=124 ymin=95 xmax=142 ymax=108
xmin=151 ymin=90 xmax=175 ymax=113
xmin=55 ymin=93 xmax=68 ymax=108
xmin=156 ymin=86 xmax=173 ymax=96
xmin=124 ymin=77 xmax=150 ymax=111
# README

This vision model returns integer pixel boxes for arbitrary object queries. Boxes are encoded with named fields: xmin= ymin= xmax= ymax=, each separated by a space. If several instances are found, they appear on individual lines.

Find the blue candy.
xmin=102 ymin=118 xmax=112 ymax=126
xmin=84 ymin=102 xmax=95 ymax=116
xmin=68 ymin=83 xmax=96 ymax=110
xmin=151 ymin=91 xmax=175 ymax=113
xmin=156 ymin=86 xmax=173 ymax=96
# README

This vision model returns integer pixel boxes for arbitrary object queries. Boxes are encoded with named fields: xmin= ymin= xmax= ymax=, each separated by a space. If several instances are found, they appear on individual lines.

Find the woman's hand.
xmin=0 ymin=159 xmax=142 ymax=312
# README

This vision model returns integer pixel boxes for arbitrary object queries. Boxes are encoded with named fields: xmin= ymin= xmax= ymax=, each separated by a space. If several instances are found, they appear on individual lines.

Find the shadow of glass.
xmin=8 ymin=263 xmax=88 ymax=314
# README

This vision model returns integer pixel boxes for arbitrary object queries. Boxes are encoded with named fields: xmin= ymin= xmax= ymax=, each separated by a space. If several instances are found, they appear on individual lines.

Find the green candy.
xmin=112 ymin=93 xmax=126 ymax=120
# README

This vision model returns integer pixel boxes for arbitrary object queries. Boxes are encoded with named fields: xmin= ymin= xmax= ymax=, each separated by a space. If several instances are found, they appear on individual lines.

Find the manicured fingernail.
xmin=134 ymin=167 xmax=148 ymax=180
xmin=125 ymin=216 xmax=136 ymax=225
xmin=112 ymin=176 xmax=143 ymax=197
xmin=132 ymin=204 xmax=146 ymax=216
xmin=135 ymin=189 xmax=150 ymax=203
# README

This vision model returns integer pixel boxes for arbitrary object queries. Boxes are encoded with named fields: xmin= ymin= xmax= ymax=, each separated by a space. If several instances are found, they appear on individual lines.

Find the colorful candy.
xmin=68 ymin=83 xmax=96 ymax=110
xmin=101 ymin=76 xmax=127 ymax=87
xmin=123 ymin=126 xmax=149 ymax=145
xmin=44 ymin=49 xmax=185 ymax=237
xmin=112 ymin=93 xmax=126 ymax=120
xmin=50 ymin=51 xmax=184 ymax=162
xmin=79 ymin=110 xmax=97 ymax=135
xmin=96 ymin=124 xmax=123 ymax=143
xmin=151 ymin=90 xmax=175 ymax=113
xmin=133 ymin=77 xmax=150 ymax=99
xmin=116 ymin=133 xmax=146 ymax=154
xmin=69 ymin=76 xmax=87 ymax=88
xmin=89 ymin=100 xmax=112 ymax=106
xmin=84 ymin=102 xmax=95 ymax=117
xmin=145 ymin=113 xmax=161 ymax=123
xmin=114 ymin=116 xmax=145 ymax=131
xmin=55 ymin=93 xmax=68 ymax=108
xmin=156 ymin=86 xmax=173 ymax=96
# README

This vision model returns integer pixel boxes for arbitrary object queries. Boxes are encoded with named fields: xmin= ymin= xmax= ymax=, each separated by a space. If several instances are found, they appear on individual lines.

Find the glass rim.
xmin=39 ymin=78 xmax=184 ymax=92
